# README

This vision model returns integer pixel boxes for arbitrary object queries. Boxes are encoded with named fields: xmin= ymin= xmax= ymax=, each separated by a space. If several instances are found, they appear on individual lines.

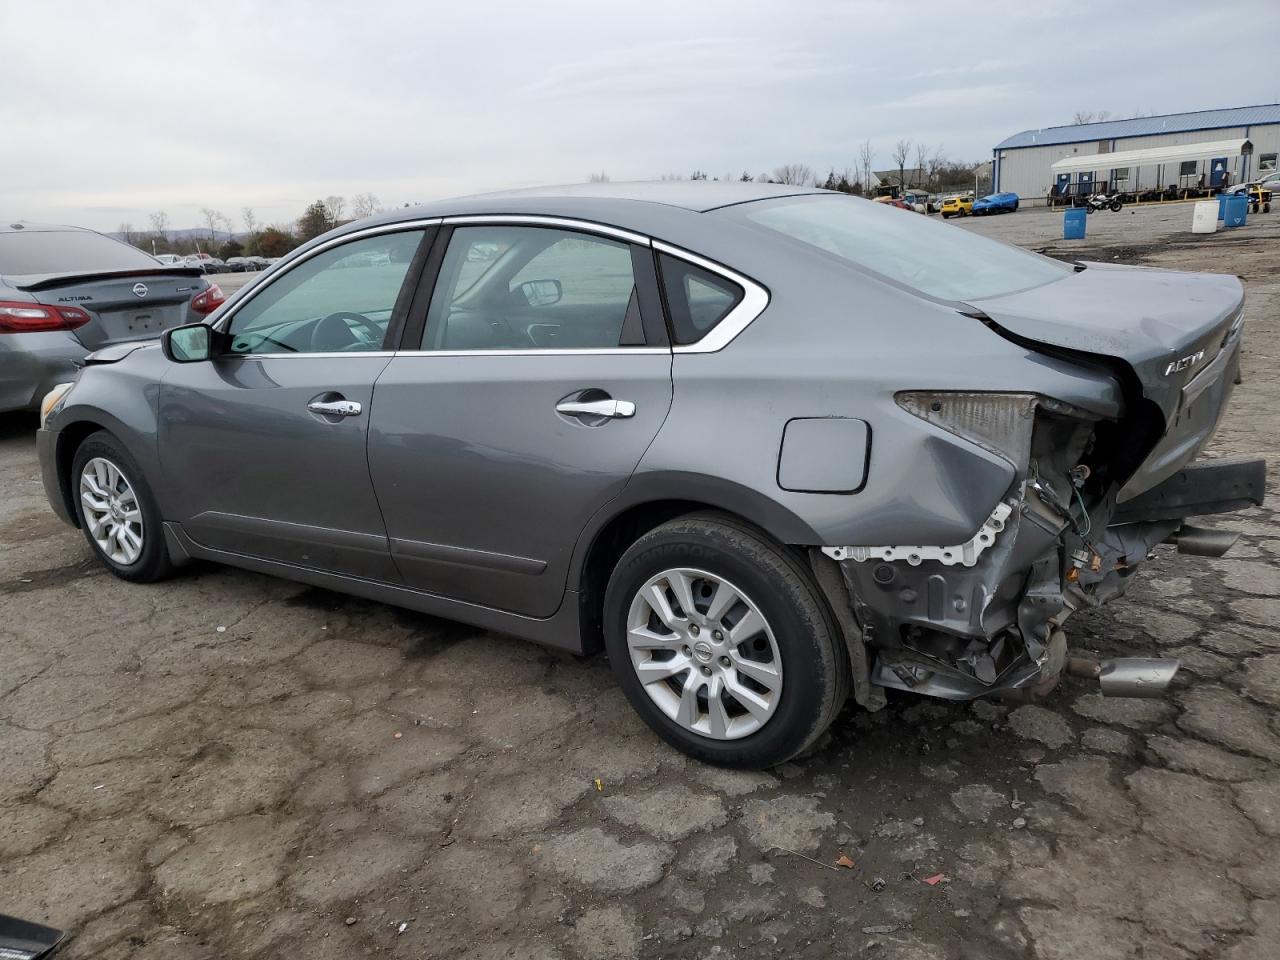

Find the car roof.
xmin=354 ymin=181 xmax=824 ymax=233
xmin=0 ymin=221 xmax=94 ymax=235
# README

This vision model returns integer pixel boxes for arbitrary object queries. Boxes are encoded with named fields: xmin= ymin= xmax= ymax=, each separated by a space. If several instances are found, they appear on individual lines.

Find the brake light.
xmin=190 ymin=283 xmax=225 ymax=315
xmin=0 ymin=300 xmax=91 ymax=334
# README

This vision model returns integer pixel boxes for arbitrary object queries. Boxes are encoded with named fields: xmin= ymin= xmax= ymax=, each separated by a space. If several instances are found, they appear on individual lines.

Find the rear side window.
xmin=0 ymin=230 xmax=159 ymax=277
xmin=658 ymin=254 xmax=743 ymax=345
xmin=423 ymin=226 xmax=641 ymax=351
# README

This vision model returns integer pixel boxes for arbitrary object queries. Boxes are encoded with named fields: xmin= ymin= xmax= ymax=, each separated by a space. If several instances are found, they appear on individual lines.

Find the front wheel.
xmin=1110 ymin=200 xmax=1123 ymax=212
xmin=603 ymin=514 xmax=850 ymax=768
xmin=71 ymin=431 xmax=174 ymax=583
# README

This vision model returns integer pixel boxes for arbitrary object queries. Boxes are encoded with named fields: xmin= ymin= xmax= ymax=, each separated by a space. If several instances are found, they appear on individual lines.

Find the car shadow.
xmin=0 ymin=412 xmax=38 ymax=444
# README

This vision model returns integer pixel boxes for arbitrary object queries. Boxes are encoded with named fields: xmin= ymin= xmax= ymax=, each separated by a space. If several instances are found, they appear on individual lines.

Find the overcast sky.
xmin=4 ymin=0 xmax=1278 ymax=232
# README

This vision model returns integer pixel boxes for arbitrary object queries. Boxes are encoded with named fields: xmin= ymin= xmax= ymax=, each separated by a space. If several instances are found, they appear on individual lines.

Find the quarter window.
xmin=658 ymin=255 xmax=743 ymax=345
xmin=226 ymin=231 xmax=423 ymax=354
xmin=422 ymin=226 xmax=641 ymax=350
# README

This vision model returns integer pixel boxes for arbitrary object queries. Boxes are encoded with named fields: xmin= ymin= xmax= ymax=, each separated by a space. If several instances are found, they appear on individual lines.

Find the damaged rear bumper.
xmin=815 ymin=456 xmax=1266 ymax=703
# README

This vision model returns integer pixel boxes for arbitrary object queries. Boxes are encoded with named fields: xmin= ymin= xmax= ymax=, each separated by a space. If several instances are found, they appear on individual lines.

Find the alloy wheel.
xmin=79 ymin=457 xmax=144 ymax=566
xmin=625 ymin=567 xmax=783 ymax=740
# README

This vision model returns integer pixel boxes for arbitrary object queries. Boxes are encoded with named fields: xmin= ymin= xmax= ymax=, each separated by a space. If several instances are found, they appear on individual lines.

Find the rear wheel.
xmin=1110 ymin=199 xmax=1123 ymax=212
xmin=603 ymin=514 xmax=849 ymax=768
xmin=71 ymin=432 xmax=174 ymax=583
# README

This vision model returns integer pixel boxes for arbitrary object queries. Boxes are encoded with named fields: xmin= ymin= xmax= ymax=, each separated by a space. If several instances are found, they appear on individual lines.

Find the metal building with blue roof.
xmin=992 ymin=104 xmax=1280 ymax=204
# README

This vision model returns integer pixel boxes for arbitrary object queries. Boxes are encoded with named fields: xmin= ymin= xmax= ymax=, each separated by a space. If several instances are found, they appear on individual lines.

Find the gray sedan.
xmin=36 ymin=182 xmax=1263 ymax=767
xmin=1 ymin=223 xmax=222 ymax=413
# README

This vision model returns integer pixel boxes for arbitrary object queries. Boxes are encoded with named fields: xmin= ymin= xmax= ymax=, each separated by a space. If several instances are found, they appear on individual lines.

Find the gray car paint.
xmin=1 ymin=222 xmax=210 ymax=412
xmin=37 ymin=182 xmax=1256 ymax=680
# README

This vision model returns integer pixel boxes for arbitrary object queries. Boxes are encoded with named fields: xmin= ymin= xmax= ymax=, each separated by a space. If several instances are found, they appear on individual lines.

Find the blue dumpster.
xmin=1063 ymin=207 xmax=1087 ymax=239
xmin=1223 ymin=193 xmax=1248 ymax=227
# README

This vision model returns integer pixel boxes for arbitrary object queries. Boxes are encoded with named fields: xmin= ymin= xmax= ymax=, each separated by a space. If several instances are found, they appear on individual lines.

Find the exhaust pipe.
xmin=1065 ymin=656 xmax=1179 ymax=698
xmin=1166 ymin=525 xmax=1239 ymax=558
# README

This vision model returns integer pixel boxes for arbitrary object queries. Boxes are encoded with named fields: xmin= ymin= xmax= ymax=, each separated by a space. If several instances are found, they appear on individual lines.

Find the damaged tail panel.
xmin=818 ymin=277 xmax=1264 ymax=703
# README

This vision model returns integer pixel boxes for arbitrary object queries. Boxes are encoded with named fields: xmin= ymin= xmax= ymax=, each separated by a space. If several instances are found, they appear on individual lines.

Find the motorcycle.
xmin=1085 ymin=193 xmax=1123 ymax=213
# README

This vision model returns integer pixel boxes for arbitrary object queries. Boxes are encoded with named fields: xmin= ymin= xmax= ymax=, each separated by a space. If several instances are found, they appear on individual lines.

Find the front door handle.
xmin=555 ymin=398 xmax=636 ymax=419
xmin=307 ymin=399 xmax=362 ymax=418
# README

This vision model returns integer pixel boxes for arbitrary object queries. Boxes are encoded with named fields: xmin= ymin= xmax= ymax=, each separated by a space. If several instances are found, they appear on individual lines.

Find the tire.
xmin=942 ymin=212 xmax=951 ymax=219
xmin=1110 ymin=200 xmax=1122 ymax=212
xmin=71 ymin=431 xmax=175 ymax=583
xmin=603 ymin=513 xmax=850 ymax=768
xmin=1012 ymin=201 xmax=1019 ymax=212
xmin=1086 ymin=206 xmax=1094 ymax=214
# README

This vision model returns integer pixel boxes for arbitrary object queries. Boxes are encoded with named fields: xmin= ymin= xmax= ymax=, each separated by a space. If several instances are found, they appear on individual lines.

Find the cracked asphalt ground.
xmin=2 ymin=204 xmax=1279 ymax=960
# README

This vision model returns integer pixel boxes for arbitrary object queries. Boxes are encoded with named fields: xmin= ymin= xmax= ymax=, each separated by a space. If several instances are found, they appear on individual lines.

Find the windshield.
xmin=736 ymin=195 xmax=1070 ymax=301
xmin=0 ymin=229 xmax=159 ymax=277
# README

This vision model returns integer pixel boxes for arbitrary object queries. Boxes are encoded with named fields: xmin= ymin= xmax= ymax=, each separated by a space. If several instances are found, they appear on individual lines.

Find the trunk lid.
xmin=967 ymin=262 xmax=1245 ymax=500
xmin=19 ymin=268 xmax=205 ymax=350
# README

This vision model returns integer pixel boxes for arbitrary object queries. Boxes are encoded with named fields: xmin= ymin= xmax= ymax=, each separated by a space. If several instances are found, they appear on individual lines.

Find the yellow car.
xmin=940 ymin=195 xmax=973 ymax=218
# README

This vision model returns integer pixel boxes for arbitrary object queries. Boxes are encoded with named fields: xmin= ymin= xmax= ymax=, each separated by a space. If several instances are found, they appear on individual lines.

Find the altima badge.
xmin=132 ymin=282 xmax=148 ymax=298
xmin=1164 ymin=350 xmax=1204 ymax=376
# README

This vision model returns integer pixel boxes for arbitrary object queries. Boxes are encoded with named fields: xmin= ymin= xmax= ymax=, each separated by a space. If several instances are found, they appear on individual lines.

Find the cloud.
xmin=0 ymin=0 xmax=1274 ymax=230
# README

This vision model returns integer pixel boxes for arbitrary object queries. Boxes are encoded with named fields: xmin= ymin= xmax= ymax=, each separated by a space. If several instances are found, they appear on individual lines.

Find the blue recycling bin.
xmin=1218 ymin=193 xmax=1232 ymax=220
xmin=1223 ymin=193 xmax=1248 ymax=228
xmin=1063 ymin=207 xmax=1087 ymax=239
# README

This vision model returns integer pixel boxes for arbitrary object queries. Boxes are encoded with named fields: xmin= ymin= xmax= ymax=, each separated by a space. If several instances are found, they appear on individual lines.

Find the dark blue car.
xmin=973 ymin=191 xmax=1020 ymax=215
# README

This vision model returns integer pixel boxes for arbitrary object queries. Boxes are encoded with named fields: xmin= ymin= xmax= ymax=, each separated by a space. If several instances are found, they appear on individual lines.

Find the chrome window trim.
xmin=440 ymin=214 xmax=650 ymax=246
xmin=211 ymin=218 xmax=443 ymax=338
xmin=653 ymin=240 xmax=770 ymax=354
xmin=392 ymin=347 xmax=670 ymax=358
xmin=208 ymin=214 xmax=769 ymax=358
xmin=228 ymin=351 xmax=396 ymax=360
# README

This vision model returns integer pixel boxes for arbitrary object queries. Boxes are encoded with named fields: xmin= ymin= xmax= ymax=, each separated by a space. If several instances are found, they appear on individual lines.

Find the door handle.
xmin=307 ymin=399 xmax=362 ymax=417
xmin=555 ymin=398 xmax=636 ymax=419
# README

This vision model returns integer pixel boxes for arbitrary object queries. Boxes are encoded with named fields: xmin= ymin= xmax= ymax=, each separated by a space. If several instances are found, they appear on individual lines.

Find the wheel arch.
xmin=571 ymin=475 xmax=821 ymax=654
xmin=50 ymin=405 xmax=155 ymax=528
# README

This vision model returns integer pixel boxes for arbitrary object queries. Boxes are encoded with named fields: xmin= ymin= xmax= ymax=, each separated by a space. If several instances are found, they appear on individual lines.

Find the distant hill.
xmin=109 ymin=227 xmax=242 ymax=246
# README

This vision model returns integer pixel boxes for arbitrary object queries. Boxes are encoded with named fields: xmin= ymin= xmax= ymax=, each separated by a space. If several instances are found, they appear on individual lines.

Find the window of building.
xmin=1179 ymin=160 xmax=1198 ymax=177
xmin=1260 ymin=153 xmax=1278 ymax=172
xmin=1110 ymin=167 xmax=1130 ymax=185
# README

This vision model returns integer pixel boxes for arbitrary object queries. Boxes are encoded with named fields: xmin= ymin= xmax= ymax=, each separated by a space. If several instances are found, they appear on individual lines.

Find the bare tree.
xmin=914 ymin=142 xmax=931 ymax=188
xmin=690 ymin=169 xmax=708 ymax=180
xmin=740 ymin=171 xmax=754 ymax=182
xmin=351 ymin=193 xmax=380 ymax=218
xmin=242 ymin=207 xmax=258 ymax=236
xmin=200 ymin=208 xmax=223 ymax=245
xmin=772 ymin=163 xmax=814 ymax=186
xmin=586 ymin=171 xmax=609 ymax=183
xmin=148 ymin=210 xmax=169 ymax=243
xmin=892 ymin=139 xmax=911 ymax=189
xmin=858 ymin=140 xmax=875 ymax=195
xmin=323 ymin=196 xmax=346 ymax=223
xmin=117 ymin=223 xmax=136 ymax=244
xmin=927 ymin=144 xmax=947 ymax=185
xmin=1072 ymin=110 xmax=1095 ymax=124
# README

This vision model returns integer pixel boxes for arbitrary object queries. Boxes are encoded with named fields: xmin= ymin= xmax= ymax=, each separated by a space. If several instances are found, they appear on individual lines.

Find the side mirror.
xmin=518 ymin=278 xmax=562 ymax=308
xmin=162 ymin=323 xmax=213 ymax=363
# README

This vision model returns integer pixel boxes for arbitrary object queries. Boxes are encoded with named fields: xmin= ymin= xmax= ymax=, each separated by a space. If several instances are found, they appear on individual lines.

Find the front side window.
xmin=226 ymin=231 xmax=423 ymax=354
xmin=422 ymin=226 xmax=640 ymax=350
xmin=659 ymin=254 xmax=742 ymax=344
xmin=735 ymin=194 xmax=1069 ymax=302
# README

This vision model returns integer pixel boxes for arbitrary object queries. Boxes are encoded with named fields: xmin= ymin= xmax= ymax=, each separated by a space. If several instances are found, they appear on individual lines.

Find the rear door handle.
xmin=555 ymin=398 xmax=636 ymax=419
xmin=307 ymin=399 xmax=362 ymax=417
